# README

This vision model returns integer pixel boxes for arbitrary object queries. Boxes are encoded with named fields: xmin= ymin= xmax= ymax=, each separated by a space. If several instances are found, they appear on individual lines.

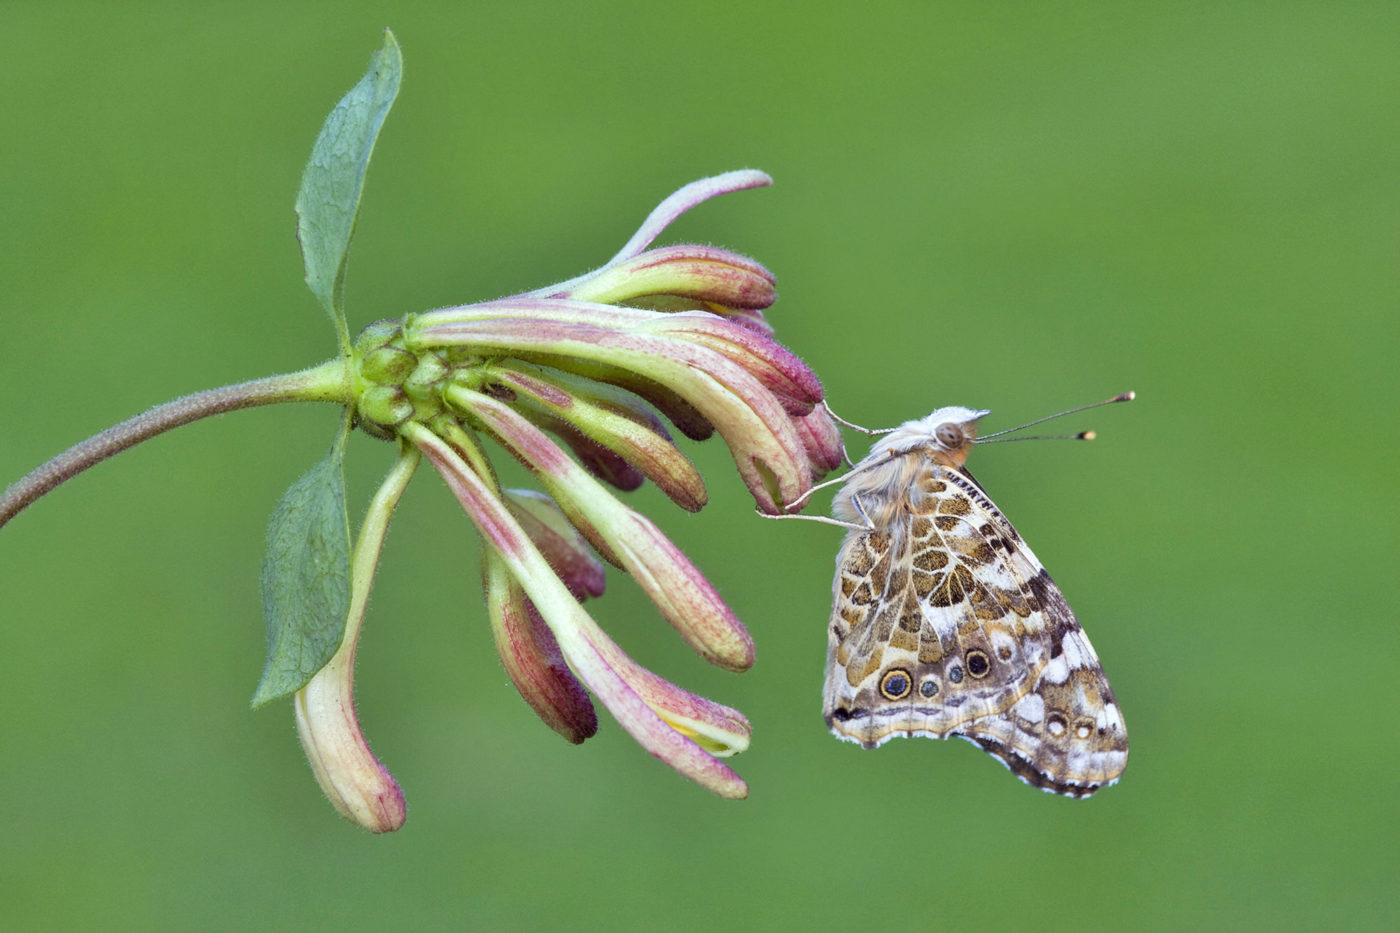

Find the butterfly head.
xmin=865 ymin=406 xmax=990 ymax=469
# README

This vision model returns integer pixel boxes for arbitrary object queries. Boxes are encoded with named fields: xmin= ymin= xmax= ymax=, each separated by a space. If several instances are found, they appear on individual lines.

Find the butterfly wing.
xmin=823 ymin=458 xmax=1059 ymax=747
xmin=822 ymin=415 xmax=1128 ymax=795
xmin=955 ymin=619 xmax=1129 ymax=796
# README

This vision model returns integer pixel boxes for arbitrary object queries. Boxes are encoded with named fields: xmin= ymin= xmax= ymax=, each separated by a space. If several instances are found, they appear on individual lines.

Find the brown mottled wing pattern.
xmin=823 ymin=453 xmax=1127 ymax=796
xmin=955 ymin=572 xmax=1128 ymax=796
xmin=824 ymin=461 xmax=1056 ymax=743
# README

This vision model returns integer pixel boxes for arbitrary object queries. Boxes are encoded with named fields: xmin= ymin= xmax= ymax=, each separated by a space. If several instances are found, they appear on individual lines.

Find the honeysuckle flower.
xmin=0 ymin=35 xmax=841 ymax=831
xmin=309 ymin=169 xmax=838 ymax=815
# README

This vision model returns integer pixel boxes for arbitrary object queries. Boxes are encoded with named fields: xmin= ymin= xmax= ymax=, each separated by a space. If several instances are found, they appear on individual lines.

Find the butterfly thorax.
xmin=832 ymin=407 xmax=989 ymax=530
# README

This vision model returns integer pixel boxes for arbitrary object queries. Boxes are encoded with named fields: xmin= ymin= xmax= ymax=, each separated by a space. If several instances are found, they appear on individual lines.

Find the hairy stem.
xmin=0 ymin=359 xmax=353 ymax=529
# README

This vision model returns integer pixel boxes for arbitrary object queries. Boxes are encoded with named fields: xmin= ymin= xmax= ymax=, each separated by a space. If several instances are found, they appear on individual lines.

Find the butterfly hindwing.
xmin=956 ymin=623 xmax=1128 ymax=796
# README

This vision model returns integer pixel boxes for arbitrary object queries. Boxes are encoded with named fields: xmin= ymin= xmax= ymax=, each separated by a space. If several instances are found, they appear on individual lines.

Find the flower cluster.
xmin=299 ymin=170 xmax=843 ymax=830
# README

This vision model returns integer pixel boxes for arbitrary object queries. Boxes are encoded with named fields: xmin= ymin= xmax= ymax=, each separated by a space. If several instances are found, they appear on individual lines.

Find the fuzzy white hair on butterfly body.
xmin=833 ymin=406 xmax=990 ymax=529
xmin=861 ymin=406 xmax=992 ymax=463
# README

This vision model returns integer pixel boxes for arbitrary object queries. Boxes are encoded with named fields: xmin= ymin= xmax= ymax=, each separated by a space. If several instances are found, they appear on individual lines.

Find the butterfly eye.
xmin=934 ymin=422 xmax=964 ymax=448
xmin=965 ymin=650 xmax=991 ymax=679
xmin=947 ymin=665 xmax=963 ymax=684
xmin=879 ymin=669 xmax=912 ymax=700
xmin=919 ymin=679 xmax=939 ymax=698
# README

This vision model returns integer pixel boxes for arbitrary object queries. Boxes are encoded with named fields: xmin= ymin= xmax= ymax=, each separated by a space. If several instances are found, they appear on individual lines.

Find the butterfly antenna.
xmin=978 ymin=430 xmax=1097 ymax=444
xmin=976 ymin=391 xmax=1134 ymax=442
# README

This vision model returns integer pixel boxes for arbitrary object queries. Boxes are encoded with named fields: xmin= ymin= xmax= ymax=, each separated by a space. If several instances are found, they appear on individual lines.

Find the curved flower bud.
xmin=792 ymin=403 xmax=847 ymax=480
xmin=294 ymin=648 xmax=406 ymax=833
xmin=484 ymin=550 xmax=598 ymax=744
xmin=562 ymin=245 xmax=777 ymax=311
xmin=292 ymin=449 xmax=418 ymax=833
xmin=431 ymin=298 xmax=811 ymax=411
xmin=486 ymin=361 xmax=708 ymax=512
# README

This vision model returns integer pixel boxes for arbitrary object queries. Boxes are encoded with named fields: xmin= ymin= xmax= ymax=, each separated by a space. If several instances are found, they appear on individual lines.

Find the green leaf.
xmin=295 ymin=28 xmax=402 ymax=349
xmin=253 ymin=435 xmax=352 ymax=708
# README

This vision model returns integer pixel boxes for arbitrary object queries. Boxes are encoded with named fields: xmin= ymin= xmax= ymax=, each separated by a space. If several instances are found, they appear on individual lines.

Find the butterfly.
xmin=821 ymin=401 xmax=1129 ymax=797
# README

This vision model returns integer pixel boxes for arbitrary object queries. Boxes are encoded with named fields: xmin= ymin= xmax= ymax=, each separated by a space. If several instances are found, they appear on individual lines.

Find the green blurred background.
xmin=3 ymin=3 xmax=1395 ymax=929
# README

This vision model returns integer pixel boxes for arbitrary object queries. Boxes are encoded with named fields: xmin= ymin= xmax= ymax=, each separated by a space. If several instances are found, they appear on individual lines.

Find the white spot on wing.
xmin=1040 ymin=655 xmax=1069 ymax=685
xmin=1017 ymin=693 xmax=1045 ymax=724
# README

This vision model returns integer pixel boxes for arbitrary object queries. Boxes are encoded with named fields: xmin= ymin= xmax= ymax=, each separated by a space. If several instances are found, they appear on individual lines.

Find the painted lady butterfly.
xmin=821 ymin=399 xmax=1130 ymax=796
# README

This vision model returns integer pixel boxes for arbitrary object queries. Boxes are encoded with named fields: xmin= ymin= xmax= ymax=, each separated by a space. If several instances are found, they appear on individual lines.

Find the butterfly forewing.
xmin=824 ymin=463 xmax=1052 ymax=743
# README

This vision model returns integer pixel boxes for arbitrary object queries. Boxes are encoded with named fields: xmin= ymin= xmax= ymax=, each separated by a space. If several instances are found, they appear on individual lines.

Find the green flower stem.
xmin=345 ymin=444 xmax=420 ymax=662
xmin=0 ymin=358 xmax=353 ymax=529
xmin=431 ymin=419 xmax=498 ymax=489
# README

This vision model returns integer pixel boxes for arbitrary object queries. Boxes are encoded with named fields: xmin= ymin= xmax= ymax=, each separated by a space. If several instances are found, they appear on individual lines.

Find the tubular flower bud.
xmin=484 ymin=550 xmax=598 ymax=744
xmin=792 ymin=403 xmax=847 ymax=479
xmin=560 ymin=245 xmax=777 ymax=312
xmin=487 ymin=362 xmax=708 ymax=512
xmin=291 ymin=451 xmax=418 ymax=833
xmin=294 ymin=642 xmax=407 ymax=833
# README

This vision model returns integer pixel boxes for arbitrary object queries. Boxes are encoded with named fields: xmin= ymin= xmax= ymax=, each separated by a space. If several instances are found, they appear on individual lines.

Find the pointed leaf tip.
xmin=295 ymin=29 xmax=402 ymax=347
